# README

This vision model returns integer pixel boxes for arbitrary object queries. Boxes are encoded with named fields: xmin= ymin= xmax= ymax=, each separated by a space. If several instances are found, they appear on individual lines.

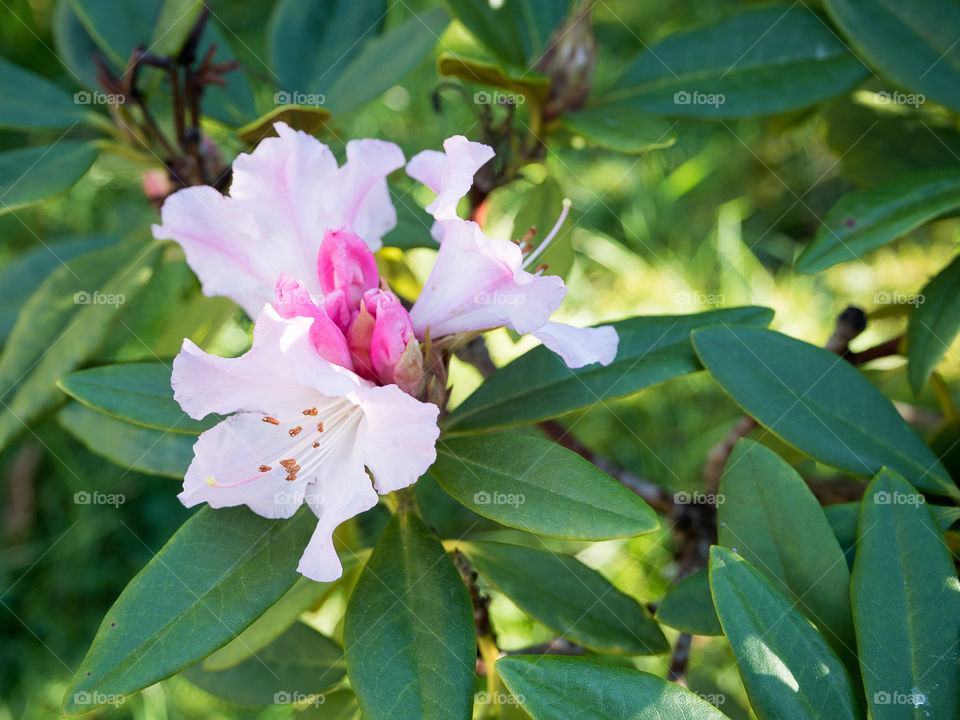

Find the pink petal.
xmin=355 ymin=384 xmax=440 ymax=494
xmin=531 ymin=321 xmax=619 ymax=368
xmin=367 ymin=289 xmax=414 ymax=384
xmin=338 ymin=139 xmax=406 ymax=250
xmin=274 ymin=273 xmax=320 ymax=319
xmin=409 ymin=220 xmax=566 ymax=338
xmin=407 ymin=136 xmax=494 ymax=222
xmin=317 ymin=228 xmax=380 ymax=305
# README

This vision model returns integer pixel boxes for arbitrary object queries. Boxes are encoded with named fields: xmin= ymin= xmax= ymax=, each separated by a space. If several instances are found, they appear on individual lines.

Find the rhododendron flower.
xmin=407 ymin=136 xmax=618 ymax=368
xmin=173 ymin=305 xmax=439 ymax=581
xmin=153 ymin=122 xmax=404 ymax=317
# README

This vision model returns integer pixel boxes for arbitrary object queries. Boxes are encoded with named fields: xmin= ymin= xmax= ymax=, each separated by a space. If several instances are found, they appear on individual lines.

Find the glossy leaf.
xmin=52 ymin=0 xmax=102 ymax=90
xmin=655 ymin=569 xmax=722 ymax=636
xmin=461 ymin=541 xmax=668 ymax=655
xmin=496 ymin=656 xmax=732 ymax=720
xmin=562 ymin=104 xmax=678 ymax=154
xmin=442 ymin=0 xmax=568 ymax=67
xmin=236 ymin=104 xmax=331 ymax=145
xmin=432 ymin=434 xmax=659 ymax=540
xmin=825 ymin=0 xmax=960 ymax=113
xmin=269 ymin=0 xmax=385 ymax=96
xmin=436 ymin=54 xmax=550 ymax=104
xmin=709 ymin=546 xmax=860 ymax=720
xmin=57 ymin=401 xmax=194 ymax=477
xmin=445 ymin=306 xmax=774 ymax=434
xmin=58 ymin=362 xmax=218 ymax=434
xmin=692 ymin=326 xmax=958 ymax=498
xmin=0 ymin=235 xmax=116 ymax=342
xmin=326 ymin=8 xmax=450 ymax=114
xmin=63 ymin=507 xmax=317 ymax=715
xmin=852 ymin=470 xmax=960 ymax=720
xmin=203 ymin=576 xmax=336 ymax=670
xmin=70 ymin=0 xmax=160 ymax=67
xmin=797 ymin=170 xmax=960 ymax=274
xmin=182 ymin=622 xmax=345 ymax=706
xmin=0 ymin=240 xmax=160 ymax=454
xmin=597 ymin=5 xmax=867 ymax=119
xmin=718 ymin=439 xmax=857 ymax=675
xmin=0 ymin=142 xmax=98 ymax=214
xmin=0 ymin=56 xmax=89 ymax=129
xmin=907 ymin=253 xmax=960 ymax=393
xmin=344 ymin=512 xmax=475 ymax=720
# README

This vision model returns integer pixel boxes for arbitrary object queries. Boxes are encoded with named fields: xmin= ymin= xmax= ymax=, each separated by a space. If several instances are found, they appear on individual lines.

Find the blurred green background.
xmin=2 ymin=0 xmax=958 ymax=718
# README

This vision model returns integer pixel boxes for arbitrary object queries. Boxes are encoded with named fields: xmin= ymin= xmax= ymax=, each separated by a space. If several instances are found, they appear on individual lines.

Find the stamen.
xmin=317 ymin=422 xmax=324 ymax=432
xmin=289 ymin=425 xmax=302 ymax=437
xmin=285 ymin=474 xmax=296 ymax=482
xmin=523 ymin=198 xmax=571 ymax=270
xmin=262 ymin=416 xmax=280 ymax=425
xmin=534 ymin=263 xmax=548 ymax=274
xmin=205 ymin=474 xmax=262 ymax=488
xmin=312 ymin=441 xmax=320 ymax=448
xmin=259 ymin=465 xmax=271 ymax=473
xmin=279 ymin=458 xmax=298 ymax=469
xmin=303 ymin=407 xmax=318 ymax=416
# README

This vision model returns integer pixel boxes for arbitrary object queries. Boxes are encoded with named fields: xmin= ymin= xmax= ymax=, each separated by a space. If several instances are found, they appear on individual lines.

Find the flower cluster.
xmin=153 ymin=123 xmax=618 ymax=581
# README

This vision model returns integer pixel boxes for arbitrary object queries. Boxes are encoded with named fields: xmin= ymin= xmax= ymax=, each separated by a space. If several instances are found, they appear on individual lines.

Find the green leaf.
xmin=436 ymin=54 xmax=550 ymax=104
xmin=445 ymin=306 xmax=774 ymax=434
xmin=197 ymin=23 xmax=256 ymax=126
xmin=432 ymin=434 xmax=658 ymax=540
xmin=852 ymin=470 xmax=960 ymax=720
xmin=182 ymin=622 xmax=345 ymax=706
xmin=797 ymin=170 xmax=960 ymax=274
xmin=53 ymin=0 xmax=102 ymax=90
xmin=461 ymin=541 xmax=668 ymax=655
xmin=269 ymin=0 xmax=386 ymax=96
xmin=297 ymin=689 xmax=362 ymax=719
xmin=496 ymin=656 xmax=732 ymax=720
xmin=718 ymin=439 xmax=857 ymax=675
xmin=236 ymin=104 xmax=331 ymax=145
xmin=0 ymin=239 xmax=160 ymax=454
xmin=655 ymin=569 xmax=722 ymax=636
xmin=56 ymin=401 xmax=194 ymax=477
xmin=0 ymin=235 xmax=116 ymax=342
xmin=825 ymin=501 xmax=960 ymax=564
xmin=597 ymin=5 xmax=867 ymax=119
xmin=0 ymin=142 xmax=99 ymax=214
xmin=62 ymin=506 xmax=316 ymax=715
xmin=150 ymin=0 xmax=204 ymax=57
xmin=561 ymin=104 xmax=678 ymax=154
xmin=0 ymin=56 xmax=89 ymax=129
xmin=709 ymin=546 xmax=860 ymax=720
xmin=70 ymin=0 xmax=161 ymax=68
xmin=326 ymin=8 xmax=450 ymax=114
xmin=908 ymin=253 xmax=960 ymax=393
xmin=203 ymin=576 xmax=336 ymax=670
xmin=442 ymin=0 xmax=568 ymax=67
xmin=344 ymin=512 xmax=475 ymax=720
xmin=825 ymin=0 xmax=960 ymax=113
xmin=58 ymin=362 xmax=218 ymax=434
xmin=691 ymin=326 xmax=958 ymax=498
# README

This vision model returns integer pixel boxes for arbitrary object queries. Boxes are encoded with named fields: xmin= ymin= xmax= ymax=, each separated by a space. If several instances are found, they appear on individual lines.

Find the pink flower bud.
xmin=367 ymin=289 xmax=416 ymax=386
xmin=346 ymin=299 xmax=377 ymax=382
xmin=317 ymin=228 xmax=379 ymax=308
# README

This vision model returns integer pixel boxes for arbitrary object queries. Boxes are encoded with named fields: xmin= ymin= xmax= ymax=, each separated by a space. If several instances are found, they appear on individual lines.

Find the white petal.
xmin=532 ymin=321 xmax=619 ymax=368
xmin=179 ymin=412 xmax=314 ymax=518
xmin=407 ymin=136 xmax=494 ymax=222
xmin=409 ymin=220 xmax=566 ymax=337
xmin=355 ymin=384 xmax=440 ymax=494
xmin=297 ymin=452 xmax=378 ymax=581
xmin=338 ymin=139 xmax=406 ymax=250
